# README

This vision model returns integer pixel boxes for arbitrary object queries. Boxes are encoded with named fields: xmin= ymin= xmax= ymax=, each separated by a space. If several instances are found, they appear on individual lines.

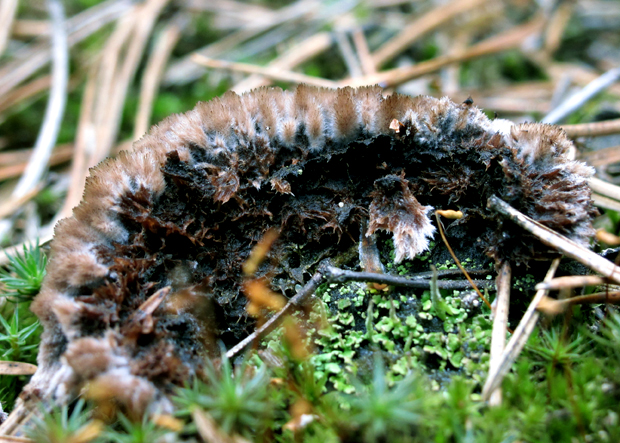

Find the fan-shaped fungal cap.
xmin=24 ymin=85 xmax=595 ymax=415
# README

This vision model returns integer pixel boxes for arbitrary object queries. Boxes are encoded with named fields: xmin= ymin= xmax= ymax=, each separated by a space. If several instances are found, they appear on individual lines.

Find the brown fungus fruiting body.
xmin=27 ymin=85 xmax=595 ymax=414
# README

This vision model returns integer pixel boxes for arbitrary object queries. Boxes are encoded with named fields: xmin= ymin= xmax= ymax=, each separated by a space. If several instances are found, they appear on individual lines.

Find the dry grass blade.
xmin=95 ymin=0 xmax=169 ymax=167
xmin=346 ymin=17 xmax=545 ymax=88
xmin=0 ymin=185 xmax=42 ymax=220
xmin=0 ymin=0 xmax=132 ymax=98
xmin=231 ymin=32 xmax=332 ymax=93
xmin=489 ymin=261 xmax=511 ymax=406
xmin=589 ymin=177 xmax=620 ymax=202
xmin=352 ymin=27 xmax=375 ymax=76
xmin=0 ymin=144 xmax=73 ymax=183
xmin=59 ymin=63 xmax=99 ymax=221
xmin=191 ymin=54 xmax=340 ymax=89
xmin=0 ymin=75 xmax=51 ymax=115
xmin=335 ymin=29 xmax=362 ymax=78
xmin=481 ymin=258 xmax=560 ymax=401
xmin=542 ymin=291 xmax=620 ymax=309
xmin=0 ymin=436 xmax=33 ymax=443
xmin=562 ymin=119 xmax=620 ymax=138
xmin=592 ymin=193 xmax=620 ymax=212
xmin=579 ymin=145 xmax=620 ymax=166
xmin=488 ymin=195 xmax=620 ymax=285
xmin=535 ymin=275 xmax=608 ymax=291
xmin=542 ymin=66 xmax=620 ymax=124
xmin=11 ymin=0 xmax=68 ymax=200
xmin=134 ymin=14 xmax=186 ymax=139
xmin=164 ymin=0 xmax=318 ymax=86
xmin=0 ymin=361 xmax=37 ymax=376
xmin=371 ymin=0 xmax=488 ymax=68
xmin=0 ymin=0 xmax=18 ymax=56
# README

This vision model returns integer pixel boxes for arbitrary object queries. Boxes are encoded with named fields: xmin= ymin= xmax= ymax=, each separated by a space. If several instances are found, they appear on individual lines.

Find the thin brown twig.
xmin=579 ymin=145 xmax=620 ymax=166
xmin=231 ymin=32 xmax=332 ymax=93
xmin=352 ymin=27 xmax=376 ymax=76
xmin=592 ymin=193 xmax=620 ymax=213
xmin=434 ymin=211 xmax=492 ymax=310
xmin=0 ymin=185 xmax=43 ymax=220
xmin=96 ymin=0 xmax=169 ymax=166
xmin=0 ymin=75 xmax=51 ymax=115
xmin=562 ymin=119 xmax=620 ymax=138
xmin=371 ymin=0 xmax=488 ymax=68
xmin=346 ymin=16 xmax=545 ymax=88
xmin=481 ymin=258 xmax=561 ymax=401
xmin=11 ymin=19 xmax=50 ymax=37
xmin=134 ymin=13 xmax=185 ymax=140
xmin=535 ymin=275 xmax=608 ymax=291
xmin=335 ymin=29 xmax=362 ymax=78
xmin=0 ymin=144 xmax=73 ymax=183
xmin=58 ymin=65 xmax=98 ymax=221
xmin=488 ymin=195 xmax=620 ymax=285
xmin=191 ymin=54 xmax=340 ymax=89
xmin=489 ymin=261 xmax=511 ymax=406
xmin=0 ymin=0 xmax=132 ymax=98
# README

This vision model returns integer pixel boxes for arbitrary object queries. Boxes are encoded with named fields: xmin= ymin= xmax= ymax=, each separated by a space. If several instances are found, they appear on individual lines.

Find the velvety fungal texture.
xmin=27 ymin=85 xmax=595 ymax=414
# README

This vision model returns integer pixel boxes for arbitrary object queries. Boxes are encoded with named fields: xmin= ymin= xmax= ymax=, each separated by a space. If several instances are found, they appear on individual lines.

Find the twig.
xmin=335 ymin=29 xmax=362 ymax=78
xmin=346 ymin=17 xmax=544 ymax=88
xmin=536 ymin=275 xmax=608 ymax=291
xmin=488 ymin=195 xmax=620 ymax=285
xmin=591 ymin=193 xmax=620 ymax=213
xmin=0 ymin=144 xmax=73 ymax=183
xmin=231 ymin=32 xmax=332 ymax=93
xmin=488 ymin=261 xmax=511 ymax=406
xmin=134 ymin=14 xmax=185 ymax=139
xmin=57 ymin=65 xmax=98 ymax=221
xmin=351 ymin=27 xmax=375 ymax=76
xmin=0 ymin=0 xmax=131 ymax=98
xmin=562 ymin=119 xmax=620 ymax=138
xmin=435 ymin=211 xmax=492 ymax=309
xmin=226 ymin=271 xmax=324 ymax=359
xmin=322 ymin=266 xmax=494 ymax=290
xmin=0 ymin=0 xmax=18 ymax=56
xmin=0 ymin=436 xmax=33 ymax=443
xmin=543 ymin=291 xmax=620 ymax=308
xmin=191 ymin=54 xmax=340 ymax=89
xmin=164 ymin=0 xmax=318 ymax=86
xmin=542 ymin=66 xmax=620 ymax=124
xmin=0 ymin=185 xmax=43 ymax=220
xmin=481 ymin=258 xmax=561 ymax=401
xmin=580 ymin=145 xmax=620 ymax=167
xmin=589 ymin=177 xmax=620 ymax=202
xmin=0 ymin=75 xmax=51 ymax=115
xmin=371 ymin=0 xmax=488 ymax=68
xmin=96 ymin=0 xmax=169 ymax=166
xmin=11 ymin=0 xmax=68 ymax=200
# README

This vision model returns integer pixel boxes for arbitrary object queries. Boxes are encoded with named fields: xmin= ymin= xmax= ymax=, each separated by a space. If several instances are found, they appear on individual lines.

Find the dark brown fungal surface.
xmin=27 ymin=85 xmax=595 ymax=414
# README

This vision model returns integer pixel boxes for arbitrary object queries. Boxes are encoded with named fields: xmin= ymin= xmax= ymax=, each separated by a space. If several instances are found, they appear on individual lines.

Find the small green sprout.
xmin=349 ymin=357 xmax=423 ymax=442
xmin=173 ymin=355 xmax=272 ymax=439
xmin=103 ymin=413 xmax=170 ymax=443
xmin=0 ymin=307 xmax=41 ymax=362
xmin=26 ymin=399 xmax=100 ymax=443
xmin=0 ymin=242 xmax=47 ymax=302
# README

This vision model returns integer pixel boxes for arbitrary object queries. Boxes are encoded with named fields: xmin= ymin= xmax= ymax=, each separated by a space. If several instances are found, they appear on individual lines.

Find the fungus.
xmin=22 ymin=85 xmax=594 ymax=415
